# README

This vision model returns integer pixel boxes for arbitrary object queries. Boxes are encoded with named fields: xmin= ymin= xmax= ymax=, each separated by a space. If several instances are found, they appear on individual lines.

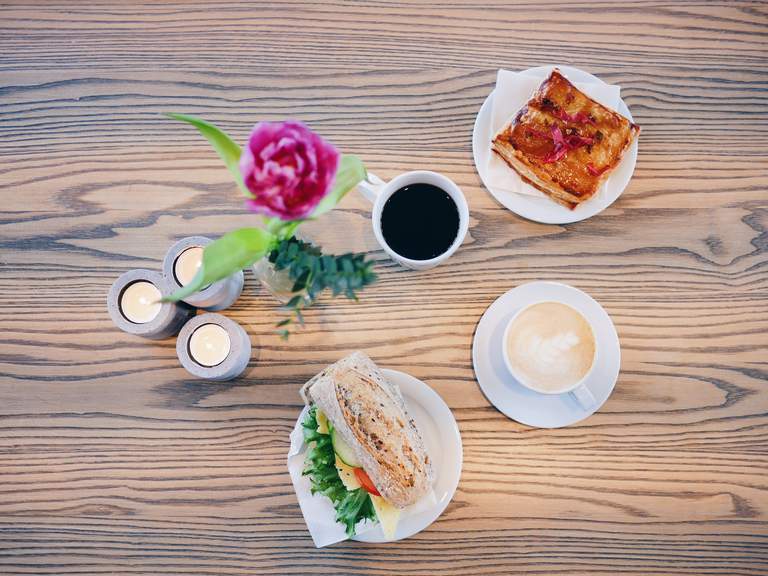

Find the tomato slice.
xmin=354 ymin=468 xmax=381 ymax=496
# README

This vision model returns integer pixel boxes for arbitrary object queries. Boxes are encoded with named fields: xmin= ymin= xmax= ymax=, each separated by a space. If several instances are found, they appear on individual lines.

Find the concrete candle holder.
xmin=176 ymin=313 xmax=251 ymax=381
xmin=162 ymin=236 xmax=244 ymax=311
xmin=108 ymin=269 xmax=195 ymax=339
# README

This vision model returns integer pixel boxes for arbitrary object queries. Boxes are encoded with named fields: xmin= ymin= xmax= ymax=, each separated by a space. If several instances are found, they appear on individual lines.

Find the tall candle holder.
xmin=107 ymin=269 xmax=195 ymax=339
xmin=176 ymin=313 xmax=251 ymax=381
xmin=163 ymin=236 xmax=244 ymax=311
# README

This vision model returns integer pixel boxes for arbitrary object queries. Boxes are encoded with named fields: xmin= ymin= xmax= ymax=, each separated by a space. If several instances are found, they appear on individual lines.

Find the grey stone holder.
xmin=176 ymin=313 xmax=251 ymax=381
xmin=162 ymin=236 xmax=244 ymax=311
xmin=107 ymin=269 xmax=195 ymax=339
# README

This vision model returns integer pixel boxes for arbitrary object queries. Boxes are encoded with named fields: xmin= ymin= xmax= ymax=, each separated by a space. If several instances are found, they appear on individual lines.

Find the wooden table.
xmin=2 ymin=2 xmax=767 ymax=574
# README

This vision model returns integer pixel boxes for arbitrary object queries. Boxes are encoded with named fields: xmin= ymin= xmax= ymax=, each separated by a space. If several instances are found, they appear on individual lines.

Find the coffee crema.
xmin=505 ymin=302 xmax=595 ymax=393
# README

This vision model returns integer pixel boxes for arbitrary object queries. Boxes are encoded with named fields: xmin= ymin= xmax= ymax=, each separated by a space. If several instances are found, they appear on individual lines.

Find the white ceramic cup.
xmin=358 ymin=170 xmax=469 ymax=271
xmin=502 ymin=300 xmax=597 ymax=409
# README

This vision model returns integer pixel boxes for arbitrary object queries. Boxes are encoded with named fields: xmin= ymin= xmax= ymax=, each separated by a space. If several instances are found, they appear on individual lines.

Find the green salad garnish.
xmin=301 ymin=406 xmax=375 ymax=536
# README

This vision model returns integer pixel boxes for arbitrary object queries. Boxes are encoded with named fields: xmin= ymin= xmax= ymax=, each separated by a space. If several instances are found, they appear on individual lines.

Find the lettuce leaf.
xmin=301 ymin=406 xmax=376 ymax=537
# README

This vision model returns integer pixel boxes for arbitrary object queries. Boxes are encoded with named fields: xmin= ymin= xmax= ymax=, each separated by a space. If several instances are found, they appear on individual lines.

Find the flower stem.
xmin=279 ymin=221 xmax=301 ymax=240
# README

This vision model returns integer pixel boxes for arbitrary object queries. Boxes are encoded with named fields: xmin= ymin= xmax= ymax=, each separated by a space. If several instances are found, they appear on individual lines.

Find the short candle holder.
xmin=176 ymin=313 xmax=251 ymax=381
xmin=162 ymin=236 xmax=244 ymax=311
xmin=108 ymin=269 xmax=195 ymax=339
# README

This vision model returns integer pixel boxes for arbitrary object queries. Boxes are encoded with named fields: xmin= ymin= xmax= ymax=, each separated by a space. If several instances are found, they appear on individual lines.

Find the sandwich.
xmin=299 ymin=351 xmax=434 ymax=539
xmin=492 ymin=68 xmax=640 ymax=209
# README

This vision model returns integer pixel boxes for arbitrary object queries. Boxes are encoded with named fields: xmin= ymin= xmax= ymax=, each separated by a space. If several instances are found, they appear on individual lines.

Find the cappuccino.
xmin=504 ymin=301 xmax=595 ymax=394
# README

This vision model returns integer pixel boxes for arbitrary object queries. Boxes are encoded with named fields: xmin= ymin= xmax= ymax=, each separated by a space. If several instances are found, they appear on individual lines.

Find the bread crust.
xmin=301 ymin=352 xmax=434 ymax=508
xmin=491 ymin=69 xmax=640 ymax=209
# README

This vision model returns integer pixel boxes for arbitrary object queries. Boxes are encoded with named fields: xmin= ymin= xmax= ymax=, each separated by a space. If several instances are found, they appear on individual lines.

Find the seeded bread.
xmin=300 ymin=351 xmax=434 ymax=508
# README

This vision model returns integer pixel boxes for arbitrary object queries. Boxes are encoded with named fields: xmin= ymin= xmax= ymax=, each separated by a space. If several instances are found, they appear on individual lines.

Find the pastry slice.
xmin=492 ymin=69 xmax=640 ymax=209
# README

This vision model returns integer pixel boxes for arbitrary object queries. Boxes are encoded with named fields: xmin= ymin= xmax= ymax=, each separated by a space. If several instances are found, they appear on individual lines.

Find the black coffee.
xmin=381 ymin=183 xmax=460 ymax=261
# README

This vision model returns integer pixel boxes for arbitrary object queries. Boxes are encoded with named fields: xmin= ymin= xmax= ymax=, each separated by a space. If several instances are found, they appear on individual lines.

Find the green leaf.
xmin=321 ymin=255 xmax=336 ymax=274
xmin=292 ymin=268 xmax=311 ymax=292
xmin=309 ymin=155 xmax=366 ymax=218
xmin=163 ymin=227 xmax=276 ymax=302
xmin=164 ymin=112 xmax=249 ymax=196
xmin=301 ymin=407 xmax=376 ymax=536
xmin=283 ymin=294 xmax=304 ymax=310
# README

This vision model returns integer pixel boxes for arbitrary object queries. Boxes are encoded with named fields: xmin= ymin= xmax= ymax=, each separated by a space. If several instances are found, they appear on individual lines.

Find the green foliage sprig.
xmin=270 ymin=237 xmax=377 ymax=338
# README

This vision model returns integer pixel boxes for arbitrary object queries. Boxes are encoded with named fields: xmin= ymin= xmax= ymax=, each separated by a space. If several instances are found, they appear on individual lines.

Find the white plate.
xmin=472 ymin=282 xmax=620 ymax=428
xmin=293 ymin=369 xmax=462 ymax=544
xmin=472 ymin=65 xmax=639 ymax=224
xmin=352 ymin=369 xmax=462 ymax=542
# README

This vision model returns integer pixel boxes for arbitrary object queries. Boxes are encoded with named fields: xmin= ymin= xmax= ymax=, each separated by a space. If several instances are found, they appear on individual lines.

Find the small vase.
xmin=252 ymin=257 xmax=293 ymax=303
xmin=252 ymin=257 xmax=311 ymax=305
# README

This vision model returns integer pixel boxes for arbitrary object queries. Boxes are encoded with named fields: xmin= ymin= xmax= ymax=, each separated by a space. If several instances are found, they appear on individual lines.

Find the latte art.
xmin=525 ymin=331 xmax=580 ymax=369
xmin=505 ymin=302 xmax=595 ymax=393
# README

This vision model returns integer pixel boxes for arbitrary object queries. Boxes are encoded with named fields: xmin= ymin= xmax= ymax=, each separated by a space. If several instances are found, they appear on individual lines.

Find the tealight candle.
xmin=189 ymin=323 xmax=231 ymax=366
xmin=108 ymin=269 xmax=195 ymax=339
xmin=174 ymin=246 xmax=204 ymax=287
xmin=163 ymin=236 xmax=244 ymax=311
xmin=177 ymin=313 xmax=251 ymax=381
xmin=120 ymin=281 xmax=162 ymax=324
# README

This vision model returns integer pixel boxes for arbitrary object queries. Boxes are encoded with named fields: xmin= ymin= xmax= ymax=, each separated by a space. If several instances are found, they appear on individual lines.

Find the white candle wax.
xmin=120 ymin=281 xmax=162 ymax=324
xmin=174 ymin=246 xmax=203 ymax=287
xmin=189 ymin=323 xmax=231 ymax=367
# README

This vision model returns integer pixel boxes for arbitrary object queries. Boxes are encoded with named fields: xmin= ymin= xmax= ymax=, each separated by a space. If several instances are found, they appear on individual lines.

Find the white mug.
xmin=358 ymin=170 xmax=469 ymax=271
xmin=502 ymin=301 xmax=597 ymax=409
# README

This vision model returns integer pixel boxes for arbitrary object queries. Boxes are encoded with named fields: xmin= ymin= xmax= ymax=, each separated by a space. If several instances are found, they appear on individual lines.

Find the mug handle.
xmin=357 ymin=172 xmax=387 ymax=203
xmin=571 ymin=383 xmax=596 ymax=410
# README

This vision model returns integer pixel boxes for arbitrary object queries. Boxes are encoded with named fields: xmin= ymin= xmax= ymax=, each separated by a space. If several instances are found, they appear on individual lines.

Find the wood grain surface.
xmin=1 ymin=1 xmax=767 ymax=574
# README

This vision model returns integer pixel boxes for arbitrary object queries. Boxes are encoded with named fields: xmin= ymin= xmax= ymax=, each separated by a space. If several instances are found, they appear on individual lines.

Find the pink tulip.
xmin=240 ymin=121 xmax=339 ymax=220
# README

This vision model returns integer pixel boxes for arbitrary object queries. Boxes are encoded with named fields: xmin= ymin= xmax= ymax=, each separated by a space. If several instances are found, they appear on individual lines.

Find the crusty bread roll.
xmin=301 ymin=351 xmax=434 ymax=508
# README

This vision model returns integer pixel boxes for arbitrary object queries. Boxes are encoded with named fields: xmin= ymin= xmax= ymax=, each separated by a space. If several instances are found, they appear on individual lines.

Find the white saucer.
xmin=472 ymin=282 xmax=620 ymax=428
xmin=472 ymin=65 xmax=639 ymax=224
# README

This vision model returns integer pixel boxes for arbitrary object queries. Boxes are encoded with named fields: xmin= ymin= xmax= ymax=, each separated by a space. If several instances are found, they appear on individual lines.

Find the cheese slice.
xmin=316 ymin=409 xmax=330 ymax=435
xmin=334 ymin=454 xmax=361 ymax=491
xmin=370 ymin=495 xmax=401 ymax=540
xmin=333 ymin=449 xmax=400 ymax=539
